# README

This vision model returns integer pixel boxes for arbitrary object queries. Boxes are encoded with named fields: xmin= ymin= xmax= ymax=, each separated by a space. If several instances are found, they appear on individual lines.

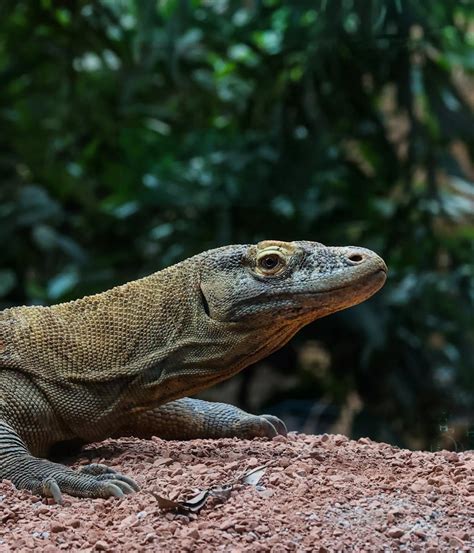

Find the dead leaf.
xmin=152 ymin=493 xmax=183 ymax=512
xmin=152 ymin=489 xmax=210 ymax=514
xmin=181 ymin=490 xmax=209 ymax=512
xmin=241 ymin=465 xmax=267 ymax=486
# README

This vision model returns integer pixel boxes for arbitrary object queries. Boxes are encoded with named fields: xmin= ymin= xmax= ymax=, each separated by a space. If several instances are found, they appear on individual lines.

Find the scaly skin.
xmin=0 ymin=240 xmax=387 ymax=502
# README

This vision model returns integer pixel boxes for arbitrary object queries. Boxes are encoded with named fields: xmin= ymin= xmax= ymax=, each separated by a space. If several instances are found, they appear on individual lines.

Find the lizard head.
xmin=199 ymin=240 xmax=387 ymax=327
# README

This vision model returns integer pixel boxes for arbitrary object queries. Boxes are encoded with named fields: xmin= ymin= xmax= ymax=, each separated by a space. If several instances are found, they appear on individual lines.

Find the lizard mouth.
xmin=276 ymin=268 xmax=387 ymax=322
xmin=356 ymin=267 xmax=387 ymax=290
xmin=326 ymin=267 xmax=387 ymax=294
xmin=283 ymin=267 xmax=387 ymax=317
xmin=308 ymin=268 xmax=387 ymax=305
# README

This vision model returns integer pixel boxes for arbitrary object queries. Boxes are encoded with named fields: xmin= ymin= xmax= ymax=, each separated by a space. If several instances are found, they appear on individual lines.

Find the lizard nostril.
xmin=348 ymin=253 xmax=364 ymax=263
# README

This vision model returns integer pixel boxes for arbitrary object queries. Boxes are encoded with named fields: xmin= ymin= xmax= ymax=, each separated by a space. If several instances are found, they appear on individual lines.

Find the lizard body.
xmin=0 ymin=240 xmax=386 ymax=501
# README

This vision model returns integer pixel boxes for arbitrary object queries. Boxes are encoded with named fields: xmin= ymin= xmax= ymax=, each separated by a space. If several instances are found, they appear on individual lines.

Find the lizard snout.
xmin=344 ymin=247 xmax=388 ymax=274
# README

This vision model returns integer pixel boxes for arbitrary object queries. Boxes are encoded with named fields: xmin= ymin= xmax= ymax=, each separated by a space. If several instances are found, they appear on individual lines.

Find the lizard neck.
xmin=2 ymin=254 xmax=302 ymax=414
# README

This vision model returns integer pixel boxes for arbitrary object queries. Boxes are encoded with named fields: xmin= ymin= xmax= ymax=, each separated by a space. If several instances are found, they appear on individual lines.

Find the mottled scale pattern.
xmin=0 ymin=240 xmax=386 ymax=501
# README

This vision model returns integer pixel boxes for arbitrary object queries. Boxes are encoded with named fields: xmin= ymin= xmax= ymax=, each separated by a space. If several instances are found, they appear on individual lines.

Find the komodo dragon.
xmin=0 ymin=240 xmax=386 ymax=503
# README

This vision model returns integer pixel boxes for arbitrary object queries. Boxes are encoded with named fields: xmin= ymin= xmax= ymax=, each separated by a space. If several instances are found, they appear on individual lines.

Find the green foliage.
xmin=0 ymin=0 xmax=472 ymax=448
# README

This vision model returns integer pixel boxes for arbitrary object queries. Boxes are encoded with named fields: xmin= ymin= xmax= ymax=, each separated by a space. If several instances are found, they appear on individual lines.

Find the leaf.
xmin=0 ymin=270 xmax=16 ymax=297
xmin=181 ymin=490 xmax=209 ymax=512
xmin=16 ymin=186 xmax=61 ymax=227
xmin=152 ymin=489 xmax=210 ymax=514
xmin=241 ymin=465 xmax=267 ymax=486
xmin=31 ymin=225 xmax=86 ymax=261
xmin=152 ymin=493 xmax=183 ymax=512
xmin=47 ymin=268 xmax=79 ymax=300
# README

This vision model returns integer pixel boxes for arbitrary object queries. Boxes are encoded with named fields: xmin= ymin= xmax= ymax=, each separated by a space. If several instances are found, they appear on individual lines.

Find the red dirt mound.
xmin=0 ymin=434 xmax=472 ymax=551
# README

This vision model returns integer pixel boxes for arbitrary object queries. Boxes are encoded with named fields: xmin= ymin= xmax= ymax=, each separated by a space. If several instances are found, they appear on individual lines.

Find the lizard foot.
xmin=9 ymin=456 xmax=139 ymax=504
xmin=39 ymin=463 xmax=139 ymax=504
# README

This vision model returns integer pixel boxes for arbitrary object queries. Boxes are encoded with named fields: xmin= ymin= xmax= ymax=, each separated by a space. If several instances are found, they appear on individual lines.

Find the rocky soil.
xmin=0 ymin=434 xmax=473 ymax=552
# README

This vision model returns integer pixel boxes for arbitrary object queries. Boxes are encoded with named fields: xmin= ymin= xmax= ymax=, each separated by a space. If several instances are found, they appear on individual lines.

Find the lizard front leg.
xmin=117 ymin=397 xmax=287 ymax=440
xmin=0 ymin=419 xmax=139 ymax=503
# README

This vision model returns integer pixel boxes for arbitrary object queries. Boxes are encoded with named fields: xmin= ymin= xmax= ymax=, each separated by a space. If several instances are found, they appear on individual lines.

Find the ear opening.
xmin=199 ymin=284 xmax=211 ymax=317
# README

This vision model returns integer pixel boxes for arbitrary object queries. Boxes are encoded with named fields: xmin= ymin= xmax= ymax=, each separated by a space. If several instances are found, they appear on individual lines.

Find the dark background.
xmin=1 ymin=0 xmax=472 ymax=450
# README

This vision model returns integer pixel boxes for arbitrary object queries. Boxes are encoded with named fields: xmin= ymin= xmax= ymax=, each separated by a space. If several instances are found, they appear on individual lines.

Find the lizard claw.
xmin=94 ymin=474 xmax=138 ymax=494
xmin=234 ymin=413 xmax=288 ymax=439
xmin=261 ymin=414 xmax=288 ymax=436
xmin=79 ymin=463 xmax=140 ymax=492
xmin=43 ymin=477 xmax=64 ymax=505
xmin=102 ymin=482 xmax=125 ymax=498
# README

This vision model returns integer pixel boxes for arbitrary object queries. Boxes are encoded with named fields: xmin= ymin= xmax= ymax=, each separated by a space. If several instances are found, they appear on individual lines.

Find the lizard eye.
xmin=257 ymin=252 xmax=285 ymax=274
